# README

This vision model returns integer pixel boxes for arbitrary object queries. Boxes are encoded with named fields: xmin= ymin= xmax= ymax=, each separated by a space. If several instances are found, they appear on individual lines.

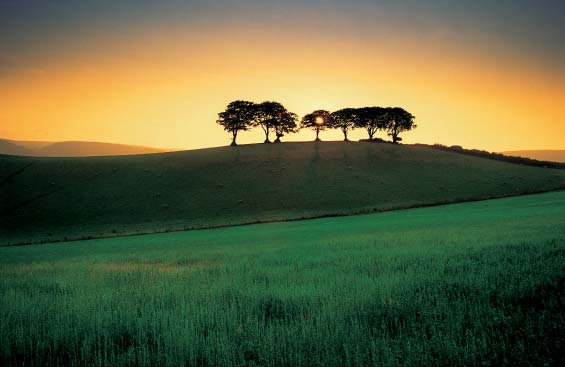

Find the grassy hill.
xmin=1 ymin=141 xmax=564 ymax=245
xmin=502 ymin=150 xmax=565 ymax=163
xmin=1 ymin=191 xmax=564 ymax=366
xmin=0 ymin=138 xmax=169 ymax=157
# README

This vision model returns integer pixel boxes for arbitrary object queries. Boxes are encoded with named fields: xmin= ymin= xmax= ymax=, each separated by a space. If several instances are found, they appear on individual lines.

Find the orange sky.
xmin=1 ymin=1 xmax=564 ymax=152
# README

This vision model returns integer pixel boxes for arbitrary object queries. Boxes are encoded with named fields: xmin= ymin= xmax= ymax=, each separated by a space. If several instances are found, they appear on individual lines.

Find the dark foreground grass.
xmin=2 ymin=141 xmax=564 ymax=245
xmin=1 ymin=191 xmax=564 ymax=366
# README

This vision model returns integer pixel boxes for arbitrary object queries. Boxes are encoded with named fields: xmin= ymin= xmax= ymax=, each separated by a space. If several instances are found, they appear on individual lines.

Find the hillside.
xmin=502 ymin=150 xmax=565 ymax=163
xmin=1 ymin=141 xmax=564 ymax=245
xmin=0 ymin=139 xmax=169 ymax=157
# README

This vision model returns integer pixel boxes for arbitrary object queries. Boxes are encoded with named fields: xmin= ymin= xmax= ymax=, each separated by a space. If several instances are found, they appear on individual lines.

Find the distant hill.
xmin=10 ymin=140 xmax=53 ymax=150
xmin=0 ymin=138 xmax=170 ymax=157
xmin=502 ymin=150 xmax=565 ymax=163
xmin=0 ymin=139 xmax=30 ymax=156
xmin=1 ymin=141 xmax=564 ymax=245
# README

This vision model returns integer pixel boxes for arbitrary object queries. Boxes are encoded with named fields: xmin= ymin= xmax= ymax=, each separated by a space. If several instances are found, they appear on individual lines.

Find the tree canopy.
xmin=253 ymin=101 xmax=288 ymax=143
xmin=301 ymin=110 xmax=332 ymax=141
xmin=274 ymin=111 xmax=298 ymax=143
xmin=330 ymin=108 xmax=358 ymax=141
xmin=216 ymin=100 xmax=256 ymax=146
xmin=385 ymin=107 xmax=416 ymax=143
xmin=355 ymin=107 xmax=388 ymax=140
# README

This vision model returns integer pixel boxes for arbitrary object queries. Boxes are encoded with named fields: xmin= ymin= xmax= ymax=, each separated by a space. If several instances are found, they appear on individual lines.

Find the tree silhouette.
xmin=217 ymin=101 xmax=415 ymax=145
xmin=385 ymin=107 xmax=416 ymax=143
xmin=355 ymin=107 xmax=387 ymax=140
xmin=254 ymin=101 xmax=287 ymax=143
xmin=330 ymin=108 xmax=357 ymax=141
xmin=274 ymin=111 xmax=298 ymax=143
xmin=217 ymin=100 xmax=255 ymax=146
xmin=301 ymin=110 xmax=332 ymax=142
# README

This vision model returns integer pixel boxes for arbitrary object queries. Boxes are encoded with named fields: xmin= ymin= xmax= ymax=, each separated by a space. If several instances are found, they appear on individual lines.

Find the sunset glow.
xmin=1 ymin=1 xmax=564 ymax=151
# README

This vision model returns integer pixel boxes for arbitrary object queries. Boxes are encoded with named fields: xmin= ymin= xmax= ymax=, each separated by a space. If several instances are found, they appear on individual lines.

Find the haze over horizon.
xmin=1 ymin=0 xmax=564 ymax=152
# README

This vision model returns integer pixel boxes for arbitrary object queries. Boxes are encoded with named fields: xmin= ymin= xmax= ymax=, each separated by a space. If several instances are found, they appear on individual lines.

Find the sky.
xmin=1 ymin=0 xmax=564 ymax=151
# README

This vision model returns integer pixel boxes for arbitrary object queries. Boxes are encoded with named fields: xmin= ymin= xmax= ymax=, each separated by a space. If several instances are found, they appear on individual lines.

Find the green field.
xmin=1 ymin=190 xmax=564 ymax=366
xmin=2 ymin=142 xmax=564 ymax=245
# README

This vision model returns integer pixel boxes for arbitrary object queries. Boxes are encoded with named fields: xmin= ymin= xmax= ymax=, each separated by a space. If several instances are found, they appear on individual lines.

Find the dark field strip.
xmin=1 ymin=191 xmax=564 ymax=366
xmin=3 ymin=187 xmax=564 ymax=248
xmin=2 ymin=142 xmax=565 ymax=245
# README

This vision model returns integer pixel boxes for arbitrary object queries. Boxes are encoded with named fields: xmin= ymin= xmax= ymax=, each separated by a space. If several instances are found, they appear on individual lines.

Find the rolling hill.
xmin=0 ymin=138 xmax=170 ymax=157
xmin=502 ymin=150 xmax=565 ymax=163
xmin=1 ymin=141 xmax=564 ymax=245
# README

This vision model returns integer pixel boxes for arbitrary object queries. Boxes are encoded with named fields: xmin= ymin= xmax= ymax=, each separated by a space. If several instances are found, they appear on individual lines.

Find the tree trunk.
xmin=231 ymin=131 xmax=238 ymax=146
xmin=315 ymin=129 xmax=321 ymax=142
xmin=343 ymin=129 xmax=349 ymax=141
xmin=368 ymin=129 xmax=374 ymax=140
xmin=264 ymin=128 xmax=271 ymax=143
xmin=274 ymin=136 xmax=281 ymax=143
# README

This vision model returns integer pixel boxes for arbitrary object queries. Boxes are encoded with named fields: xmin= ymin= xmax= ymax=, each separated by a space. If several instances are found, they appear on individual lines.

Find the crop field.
xmin=1 ymin=190 xmax=564 ymax=366
xmin=2 ymin=142 xmax=565 ymax=245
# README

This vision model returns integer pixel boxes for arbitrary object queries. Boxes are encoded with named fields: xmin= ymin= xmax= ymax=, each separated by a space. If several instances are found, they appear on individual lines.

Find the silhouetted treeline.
xmin=217 ymin=101 xmax=416 ymax=145
xmin=217 ymin=101 xmax=298 ymax=146
xmin=412 ymin=143 xmax=565 ymax=170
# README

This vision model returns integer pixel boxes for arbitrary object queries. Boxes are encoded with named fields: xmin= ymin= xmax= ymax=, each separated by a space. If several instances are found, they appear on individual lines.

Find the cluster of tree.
xmin=302 ymin=107 xmax=416 ymax=144
xmin=217 ymin=101 xmax=298 ymax=146
xmin=217 ymin=101 xmax=416 ymax=146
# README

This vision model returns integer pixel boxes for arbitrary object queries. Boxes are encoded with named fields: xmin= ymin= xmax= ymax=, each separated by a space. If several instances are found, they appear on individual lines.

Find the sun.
xmin=315 ymin=116 xmax=324 ymax=125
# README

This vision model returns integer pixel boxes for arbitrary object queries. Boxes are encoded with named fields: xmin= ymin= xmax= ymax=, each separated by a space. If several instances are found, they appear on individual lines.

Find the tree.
xmin=254 ymin=101 xmax=287 ymax=143
xmin=385 ymin=107 xmax=416 ymax=143
xmin=354 ymin=107 xmax=387 ymax=140
xmin=273 ymin=111 xmax=298 ymax=143
xmin=330 ymin=108 xmax=357 ymax=141
xmin=216 ymin=100 xmax=255 ymax=146
xmin=301 ymin=110 xmax=332 ymax=141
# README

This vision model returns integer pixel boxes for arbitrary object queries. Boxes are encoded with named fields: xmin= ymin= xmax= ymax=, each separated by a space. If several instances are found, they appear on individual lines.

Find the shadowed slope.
xmin=1 ymin=141 xmax=564 ymax=245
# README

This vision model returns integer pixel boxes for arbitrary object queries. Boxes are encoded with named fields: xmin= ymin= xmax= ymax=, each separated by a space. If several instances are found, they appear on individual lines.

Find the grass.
xmin=2 ymin=141 xmax=564 ymax=245
xmin=1 ymin=190 xmax=564 ymax=366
